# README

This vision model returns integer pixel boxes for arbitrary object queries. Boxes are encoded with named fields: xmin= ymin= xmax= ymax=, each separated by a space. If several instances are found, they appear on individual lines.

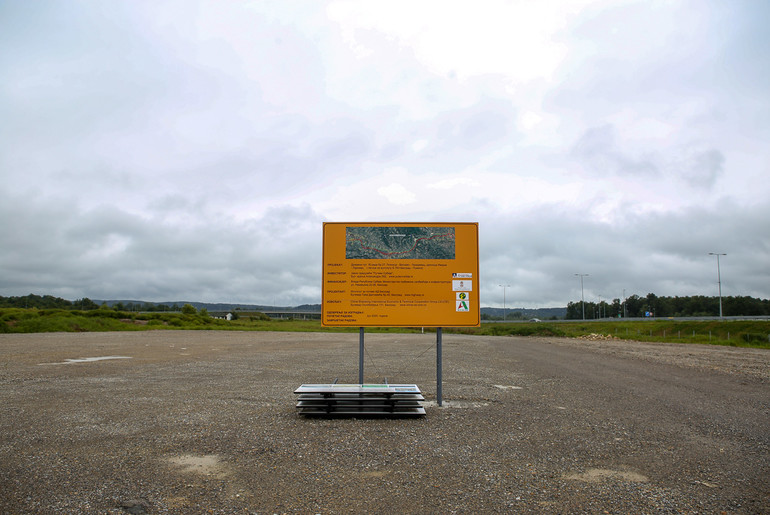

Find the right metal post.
xmin=437 ymin=327 xmax=443 ymax=406
xmin=359 ymin=327 xmax=364 ymax=384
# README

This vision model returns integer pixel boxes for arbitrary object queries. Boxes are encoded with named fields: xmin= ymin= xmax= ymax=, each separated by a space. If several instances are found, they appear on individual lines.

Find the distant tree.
xmin=181 ymin=304 xmax=197 ymax=315
xmin=569 ymin=293 xmax=769 ymax=318
xmin=72 ymin=298 xmax=99 ymax=310
xmin=566 ymin=301 xmax=599 ymax=319
xmin=610 ymin=298 xmax=621 ymax=318
xmin=654 ymin=295 xmax=672 ymax=317
xmin=644 ymin=293 xmax=658 ymax=316
xmin=565 ymin=301 xmax=580 ymax=319
xmin=0 ymin=294 xmax=72 ymax=309
xmin=625 ymin=295 xmax=643 ymax=317
xmin=724 ymin=296 xmax=768 ymax=316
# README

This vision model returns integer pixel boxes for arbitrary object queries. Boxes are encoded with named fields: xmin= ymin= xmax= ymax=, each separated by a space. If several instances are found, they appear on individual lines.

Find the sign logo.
xmin=452 ymin=279 xmax=472 ymax=291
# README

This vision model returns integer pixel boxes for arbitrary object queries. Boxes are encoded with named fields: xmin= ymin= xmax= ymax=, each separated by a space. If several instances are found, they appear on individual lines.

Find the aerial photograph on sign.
xmin=345 ymin=226 xmax=455 ymax=260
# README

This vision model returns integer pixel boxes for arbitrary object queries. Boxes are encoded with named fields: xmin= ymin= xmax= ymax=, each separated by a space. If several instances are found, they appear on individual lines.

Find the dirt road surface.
xmin=1 ymin=331 xmax=768 ymax=513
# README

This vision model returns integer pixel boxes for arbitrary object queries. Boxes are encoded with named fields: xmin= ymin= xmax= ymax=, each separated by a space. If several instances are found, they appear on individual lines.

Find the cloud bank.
xmin=1 ymin=0 xmax=768 ymax=308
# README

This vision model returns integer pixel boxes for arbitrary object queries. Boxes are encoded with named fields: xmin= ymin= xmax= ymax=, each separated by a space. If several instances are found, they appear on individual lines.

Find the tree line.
xmin=566 ymin=293 xmax=770 ymax=319
xmin=4 ymin=293 xmax=768 ymax=319
xmin=0 ymin=294 xmax=181 ymax=312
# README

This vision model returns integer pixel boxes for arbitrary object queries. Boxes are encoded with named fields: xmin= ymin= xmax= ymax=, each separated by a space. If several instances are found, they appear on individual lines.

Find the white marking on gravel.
xmin=565 ymin=468 xmax=649 ymax=483
xmin=38 ymin=356 xmax=132 ymax=365
xmin=423 ymin=400 xmax=490 ymax=408
xmin=169 ymin=454 xmax=228 ymax=477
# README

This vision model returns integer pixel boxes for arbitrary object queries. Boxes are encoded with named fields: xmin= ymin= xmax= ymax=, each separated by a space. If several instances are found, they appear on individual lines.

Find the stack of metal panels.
xmin=294 ymin=383 xmax=426 ymax=417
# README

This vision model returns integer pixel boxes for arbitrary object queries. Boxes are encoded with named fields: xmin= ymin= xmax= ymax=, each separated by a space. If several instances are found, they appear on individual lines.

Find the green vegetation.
xmin=1 ymin=307 xmax=768 ymax=349
xmin=0 ymin=294 xmax=181 ymax=312
xmin=566 ymin=294 xmax=770 ymax=319
xmin=0 ymin=307 xmax=217 ymax=333
xmin=454 ymin=319 xmax=770 ymax=349
xmin=0 ymin=307 xmax=420 ymax=335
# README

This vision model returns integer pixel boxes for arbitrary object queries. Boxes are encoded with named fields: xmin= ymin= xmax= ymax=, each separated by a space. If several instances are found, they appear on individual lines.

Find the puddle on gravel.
xmin=168 ymin=454 xmax=229 ymax=478
xmin=423 ymin=400 xmax=490 ymax=408
xmin=565 ymin=468 xmax=649 ymax=483
xmin=361 ymin=470 xmax=389 ymax=478
xmin=38 ymin=356 xmax=132 ymax=365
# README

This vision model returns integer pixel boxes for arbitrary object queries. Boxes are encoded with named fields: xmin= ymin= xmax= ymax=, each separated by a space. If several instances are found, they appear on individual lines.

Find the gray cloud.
xmin=678 ymin=148 xmax=724 ymax=189
xmin=477 ymin=199 xmax=770 ymax=307
xmin=571 ymin=124 xmax=658 ymax=177
xmin=1 ymin=1 xmax=768 ymax=308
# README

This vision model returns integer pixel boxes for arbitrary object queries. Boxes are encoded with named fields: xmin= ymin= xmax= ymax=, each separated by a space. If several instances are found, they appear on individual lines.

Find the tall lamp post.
xmin=499 ymin=284 xmax=511 ymax=321
xmin=708 ymin=253 xmax=726 ymax=318
xmin=622 ymin=289 xmax=627 ymax=319
xmin=575 ymin=274 xmax=588 ymax=320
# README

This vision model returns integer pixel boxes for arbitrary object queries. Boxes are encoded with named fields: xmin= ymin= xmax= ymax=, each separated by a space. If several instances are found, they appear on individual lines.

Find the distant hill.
xmin=93 ymin=299 xmax=565 ymax=318
xmin=93 ymin=300 xmax=322 ymax=312
xmin=10 ymin=293 xmax=768 ymax=318
xmin=480 ymin=306 xmax=566 ymax=319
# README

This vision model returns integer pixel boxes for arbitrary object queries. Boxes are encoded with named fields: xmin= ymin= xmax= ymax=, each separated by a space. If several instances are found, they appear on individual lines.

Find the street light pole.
xmin=575 ymin=274 xmax=588 ymax=320
xmin=622 ymin=289 xmax=627 ymax=319
xmin=708 ymin=253 xmax=726 ymax=318
xmin=499 ymin=284 xmax=511 ymax=321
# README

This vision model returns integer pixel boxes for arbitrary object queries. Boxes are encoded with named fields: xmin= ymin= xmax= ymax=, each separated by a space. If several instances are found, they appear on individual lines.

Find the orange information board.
xmin=322 ymin=222 xmax=480 ymax=327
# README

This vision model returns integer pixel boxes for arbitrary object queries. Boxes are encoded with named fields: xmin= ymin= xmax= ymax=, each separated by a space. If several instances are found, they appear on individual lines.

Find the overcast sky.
xmin=2 ymin=0 xmax=769 ymax=308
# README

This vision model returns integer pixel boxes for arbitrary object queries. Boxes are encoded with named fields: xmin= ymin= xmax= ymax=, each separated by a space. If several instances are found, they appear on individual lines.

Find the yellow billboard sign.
xmin=322 ymin=222 xmax=480 ymax=327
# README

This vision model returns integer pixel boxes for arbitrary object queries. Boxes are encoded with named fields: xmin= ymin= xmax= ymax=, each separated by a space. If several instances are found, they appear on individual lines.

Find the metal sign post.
xmin=359 ymin=327 xmax=364 ymax=384
xmin=320 ymin=222 xmax=480 ymax=408
xmin=437 ymin=327 xmax=443 ymax=406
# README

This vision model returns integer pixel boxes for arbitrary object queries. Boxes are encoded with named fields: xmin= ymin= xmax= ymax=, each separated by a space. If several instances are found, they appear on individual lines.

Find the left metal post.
xmin=359 ymin=327 xmax=364 ymax=384
xmin=437 ymin=327 xmax=443 ymax=406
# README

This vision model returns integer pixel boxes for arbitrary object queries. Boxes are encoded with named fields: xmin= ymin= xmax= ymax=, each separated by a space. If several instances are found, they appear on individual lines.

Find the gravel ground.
xmin=547 ymin=335 xmax=770 ymax=382
xmin=1 ymin=331 xmax=768 ymax=514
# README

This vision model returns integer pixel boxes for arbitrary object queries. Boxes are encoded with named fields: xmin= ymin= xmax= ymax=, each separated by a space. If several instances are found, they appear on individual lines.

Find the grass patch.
xmin=1 ymin=308 xmax=768 ymax=349
xmin=0 ymin=309 xmax=423 ymax=336
xmin=451 ymin=320 xmax=770 ymax=349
